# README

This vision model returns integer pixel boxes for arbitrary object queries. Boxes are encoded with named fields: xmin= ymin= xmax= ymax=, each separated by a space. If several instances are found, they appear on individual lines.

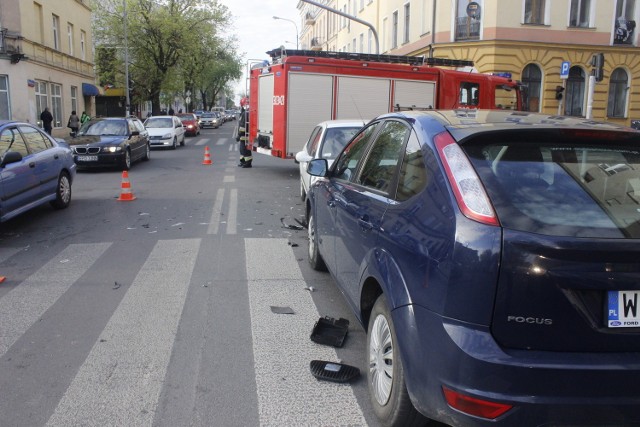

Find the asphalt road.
xmin=0 ymin=122 xmax=383 ymax=427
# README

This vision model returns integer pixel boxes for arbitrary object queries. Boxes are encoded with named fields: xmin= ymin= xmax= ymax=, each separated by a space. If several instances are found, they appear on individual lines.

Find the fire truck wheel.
xmin=308 ymin=211 xmax=327 ymax=271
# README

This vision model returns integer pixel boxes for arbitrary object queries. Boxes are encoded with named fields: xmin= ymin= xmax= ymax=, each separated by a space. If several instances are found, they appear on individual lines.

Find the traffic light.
xmin=591 ymin=53 xmax=605 ymax=82
xmin=555 ymin=85 xmax=564 ymax=100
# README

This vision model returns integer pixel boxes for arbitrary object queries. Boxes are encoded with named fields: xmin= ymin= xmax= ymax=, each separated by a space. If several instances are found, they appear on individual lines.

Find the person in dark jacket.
xmin=40 ymin=107 xmax=54 ymax=135
xmin=236 ymin=107 xmax=252 ymax=168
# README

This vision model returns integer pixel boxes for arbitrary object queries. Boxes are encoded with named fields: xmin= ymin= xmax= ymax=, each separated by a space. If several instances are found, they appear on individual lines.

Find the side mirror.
xmin=307 ymin=158 xmax=328 ymax=177
xmin=1 ymin=151 xmax=23 ymax=167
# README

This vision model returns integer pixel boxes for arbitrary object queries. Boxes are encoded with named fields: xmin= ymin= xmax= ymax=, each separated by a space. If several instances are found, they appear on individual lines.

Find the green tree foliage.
xmin=92 ymin=0 xmax=241 ymax=114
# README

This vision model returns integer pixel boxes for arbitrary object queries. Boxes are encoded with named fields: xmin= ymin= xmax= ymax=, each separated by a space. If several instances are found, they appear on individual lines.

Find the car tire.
xmin=172 ymin=137 xmax=177 ymax=150
xmin=308 ymin=211 xmax=327 ymax=271
xmin=368 ymin=294 xmax=428 ymax=427
xmin=50 ymin=171 xmax=72 ymax=209
xmin=122 ymin=149 xmax=132 ymax=170
xmin=143 ymin=143 xmax=151 ymax=161
xmin=300 ymin=179 xmax=306 ymax=202
xmin=180 ymin=135 xmax=185 ymax=147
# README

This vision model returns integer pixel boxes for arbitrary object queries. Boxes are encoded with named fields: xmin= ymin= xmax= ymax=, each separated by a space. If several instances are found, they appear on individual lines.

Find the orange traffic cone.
xmin=202 ymin=146 xmax=212 ymax=165
xmin=117 ymin=170 xmax=137 ymax=201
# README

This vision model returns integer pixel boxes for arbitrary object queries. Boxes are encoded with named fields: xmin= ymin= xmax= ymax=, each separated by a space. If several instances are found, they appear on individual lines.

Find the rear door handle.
xmin=29 ymin=162 xmax=36 ymax=168
xmin=358 ymin=215 xmax=373 ymax=231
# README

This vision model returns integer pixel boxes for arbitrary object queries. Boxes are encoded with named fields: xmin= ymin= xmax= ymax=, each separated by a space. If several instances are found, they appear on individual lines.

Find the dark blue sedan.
xmin=0 ymin=121 xmax=76 ymax=222
xmin=306 ymin=109 xmax=640 ymax=427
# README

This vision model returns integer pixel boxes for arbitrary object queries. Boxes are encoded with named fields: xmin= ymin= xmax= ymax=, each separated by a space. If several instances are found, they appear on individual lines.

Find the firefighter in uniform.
xmin=236 ymin=106 xmax=252 ymax=168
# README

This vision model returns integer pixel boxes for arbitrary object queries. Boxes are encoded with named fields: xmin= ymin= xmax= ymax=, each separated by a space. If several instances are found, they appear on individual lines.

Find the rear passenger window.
xmin=0 ymin=128 xmax=29 ymax=157
xmin=396 ymin=132 xmax=428 ymax=201
xmin=357 ymin=120 xmax=409 ymax=193
xmin=19 ymin=125 xmax=51 ymax=154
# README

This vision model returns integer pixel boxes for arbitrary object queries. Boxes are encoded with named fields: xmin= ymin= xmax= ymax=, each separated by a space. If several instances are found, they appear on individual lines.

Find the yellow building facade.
xmin=298 ymin=0 xmax=640 ymax=126
xmin=0 ymin=0 xmax=97 ymax=136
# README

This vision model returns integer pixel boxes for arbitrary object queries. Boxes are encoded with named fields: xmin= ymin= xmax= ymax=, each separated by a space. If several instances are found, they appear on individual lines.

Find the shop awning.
xmin=82 ymin=82 xmax=100 ymax=96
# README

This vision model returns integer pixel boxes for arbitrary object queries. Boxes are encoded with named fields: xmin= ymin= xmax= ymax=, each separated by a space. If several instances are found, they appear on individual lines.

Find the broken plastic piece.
xmin=281 ymin=217 xmax=304 ymax=230
xmin=310 ymin=360 xmax=360 ymax=383
xmin=271 ymin=306 xmax=295 ymax=315
xmin=310 ymin=316 xmax=349 ymax=347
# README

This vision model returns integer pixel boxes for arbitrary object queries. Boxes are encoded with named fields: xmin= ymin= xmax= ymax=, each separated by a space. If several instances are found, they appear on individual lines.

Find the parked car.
xmin=295 ymin=120 xmax=365 ymax=201
xmin=144 ymin=115 xmax=186 ymax=149
xmin=70 ymin=117 xmax=150 ymax=170
xmin=0 ymin=121 xmax=76 ymax=222
xmin=176 ymin=113 xmax=200 ymax=136
xmin=200 ymin=112 xmax=221 ymax=129
xmin=305 ymin=109 xmax=640 ymax=427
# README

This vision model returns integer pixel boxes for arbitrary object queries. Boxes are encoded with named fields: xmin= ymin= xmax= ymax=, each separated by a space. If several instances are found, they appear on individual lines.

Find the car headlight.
xmin=162 ymin=133 xmax=172 ymax=139
xmin=187 ymin=125 xmax=193 ymax=129
xmin=102 ymin=146 xmax=122 ymax=153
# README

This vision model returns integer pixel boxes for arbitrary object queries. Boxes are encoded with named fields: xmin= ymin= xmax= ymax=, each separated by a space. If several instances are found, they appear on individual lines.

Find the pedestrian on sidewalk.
xmin=40 ymin=107 xmax=53 ymax=135
xmin=67 ymin=110 xmax=80 ymax=137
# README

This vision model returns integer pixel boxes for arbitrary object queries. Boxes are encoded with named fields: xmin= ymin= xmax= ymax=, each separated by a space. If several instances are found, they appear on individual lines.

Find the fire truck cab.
xmin=249 ymin=49 xmax=524 ymax=159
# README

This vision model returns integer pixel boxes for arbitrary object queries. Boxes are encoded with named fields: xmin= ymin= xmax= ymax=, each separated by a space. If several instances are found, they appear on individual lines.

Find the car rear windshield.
xmin=463 ymin=129 xmax=640 ymax=238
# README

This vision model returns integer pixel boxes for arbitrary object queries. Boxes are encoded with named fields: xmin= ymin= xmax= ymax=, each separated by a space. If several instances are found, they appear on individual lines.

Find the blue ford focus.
xmin=305 ymin=110 xmax=640 ymax=427
xmin=0 ymin=121 xmax=76 ymax=222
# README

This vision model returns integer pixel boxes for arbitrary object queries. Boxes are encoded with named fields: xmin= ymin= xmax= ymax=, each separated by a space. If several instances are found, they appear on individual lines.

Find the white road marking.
xmin=245 ymin=238 xmax=367 ymax=426
xmin=223 ymin=175 xmax=235 ymax=183
xmin=46 ymin=239 xmax=201 ymax=427
xmin=0 ymin=243 xmax=112 ymax=357
xmin=207 ymin=188 xmax=225 ymax=234
xmin=195 ymin=138 xmax=210 ymax=146
xmin=227 ymin=189 xmax=237 ymax=235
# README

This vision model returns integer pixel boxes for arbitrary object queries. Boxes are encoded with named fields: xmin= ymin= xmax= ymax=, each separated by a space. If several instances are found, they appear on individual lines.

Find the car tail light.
xmin=434 ymin=131 xmax=498 ymax=226
xmin=442 ymin=386 xmax=512 ymax=419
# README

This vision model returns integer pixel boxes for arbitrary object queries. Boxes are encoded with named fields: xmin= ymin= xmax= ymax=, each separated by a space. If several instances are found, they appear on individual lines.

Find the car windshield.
xmin=145 ymin=118 xmax=173 ymax=128
xmin=202 ymin=113 xmax=214 ymax=118
xmin=320 ymin=127 xmax=361 ymax=159
xmin=78 ymin=120 xmax=127 ymax=136
xmin=177 ymin=115 xmax=194 ymax=121
xmin=464 ymin=130 xmax=640 ymax=238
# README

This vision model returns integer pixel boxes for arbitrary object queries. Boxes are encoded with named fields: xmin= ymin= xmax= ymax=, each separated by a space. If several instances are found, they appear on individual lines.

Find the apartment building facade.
xmin=298 ymin=0 xmax=640 ymax=126
xmin=0 ymin=0 xmax=97 ymax=136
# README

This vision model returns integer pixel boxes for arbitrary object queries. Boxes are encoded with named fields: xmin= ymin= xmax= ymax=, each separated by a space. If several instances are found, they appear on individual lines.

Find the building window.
xmin=0 ymin=75 xmax=10 ymax=120
xmin=608 ymin=68 xmax=629 ymax=118
xmin=569 ymin=0 xmax=592 ymax=28
xmin=67 ymin=23 xmax=74 ymax=55
xmin=34 ymin=2 xmax=44 ymax=44
xmin=52 ymin=14 xmax=60 ymax=50
xmin=71 ymin=85 xmax=78 ymax=114
xmin=524 ymin=0 xmax=546 ymax=24
xmin=522 ymin=63 xmax=542 ymax=112
xmin=565 ymin=66 xmax=586 ymax=117
xmin=382 ymin=17 xmax=388 ymax=52
xmin=80 ymin=31 xmax=86 ymax=60
xmin=614 ymin=0 xmax=636 ymax=45
xmin=392 ymin=11 xmax=398 ymax=48
xmin=456 ymin=0 xmax=481 ymax=40
xmin=51 ymin=83 xmax=63 ymax=128
xmin=35 ymin=81 xmax=49 ymax=127
xmin=404 ymin=3 xmax=410 ymax=43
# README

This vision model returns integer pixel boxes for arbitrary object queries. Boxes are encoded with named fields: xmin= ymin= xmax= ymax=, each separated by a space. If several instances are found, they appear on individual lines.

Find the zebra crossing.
xmin=0 ymin=237 xmax=370 ymax=427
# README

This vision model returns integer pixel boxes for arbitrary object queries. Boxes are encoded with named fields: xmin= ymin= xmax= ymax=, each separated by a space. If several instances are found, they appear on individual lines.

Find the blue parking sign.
xmin=560 ymin=61 xmax=570 ymax=79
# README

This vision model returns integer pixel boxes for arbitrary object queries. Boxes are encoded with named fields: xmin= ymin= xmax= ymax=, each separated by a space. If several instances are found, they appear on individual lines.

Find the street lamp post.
xmin=273 ymin=16 xmax=298 ymax=50
xmin=123 ymin=0 xmax=130 ymax=114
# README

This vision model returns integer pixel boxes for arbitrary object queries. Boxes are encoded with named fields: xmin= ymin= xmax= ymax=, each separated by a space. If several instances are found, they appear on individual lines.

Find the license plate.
xmin=77 ymin=155 xmax=98 ymax=161
xmin=607 ymin=291 xmax=640 ymax=327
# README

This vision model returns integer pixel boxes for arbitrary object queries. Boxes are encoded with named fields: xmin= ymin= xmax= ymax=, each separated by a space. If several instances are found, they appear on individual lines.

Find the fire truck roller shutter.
xmin=394 ymin=80 xmax=437 ymax=110
xmin=288 ymin=73 xmax=333 ymax=157
xmin=337 ymin=76 xmax=390 ymax=120
xmin=258 ymin=74 xmax=275 ymax=135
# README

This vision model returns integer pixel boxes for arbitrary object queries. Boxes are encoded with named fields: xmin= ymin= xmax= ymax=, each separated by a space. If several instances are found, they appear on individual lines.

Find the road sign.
xmin=560 ymin=61 xmax=570 ymax=79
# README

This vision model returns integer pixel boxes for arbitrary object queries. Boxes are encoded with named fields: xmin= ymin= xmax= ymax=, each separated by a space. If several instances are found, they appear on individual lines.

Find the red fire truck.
xmin=248 ymin=49 xmax=525 ymax=159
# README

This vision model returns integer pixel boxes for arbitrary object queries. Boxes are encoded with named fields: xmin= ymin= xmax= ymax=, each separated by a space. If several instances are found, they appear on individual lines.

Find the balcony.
xmin=305 ymin=13 xmax=316 ymax=26
xmin=310 ymin=37 xmax=322 ymax=51
xmin=455 ymin=17 xmax=480 ymax=41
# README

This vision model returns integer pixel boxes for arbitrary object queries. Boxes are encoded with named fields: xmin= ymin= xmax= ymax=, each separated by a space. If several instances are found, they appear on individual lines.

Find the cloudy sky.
xmin=218 ymin=0 xmax=301 ymax=103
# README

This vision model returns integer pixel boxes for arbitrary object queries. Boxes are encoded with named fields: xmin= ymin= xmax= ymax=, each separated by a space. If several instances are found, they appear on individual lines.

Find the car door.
xmin=300 ymin=126 xmax=323 ymax=193
xmin=316 ymin=122 xmax=380 ymax=281
xmin=127 ymin=118 xmax=145 ymax=160
xmin=174 ymin=117 xmax=185 ymax=141
xmin=334 ymin=119 xmax=411 ymax=305
xmin=0 ymin=127 xmax=39 ymax=217
xmin=18 ymin=125 xmax=58 ymax=199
